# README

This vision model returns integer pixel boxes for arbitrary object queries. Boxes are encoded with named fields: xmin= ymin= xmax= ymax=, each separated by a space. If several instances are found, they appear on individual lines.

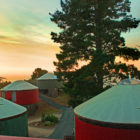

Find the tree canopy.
xmin=31 ymin=68 xmax=48 ymax=80
xmin=0 ymin=77 xmax=11 ymax=89
xmin=50 ymin=0 xmax=140 ymax=107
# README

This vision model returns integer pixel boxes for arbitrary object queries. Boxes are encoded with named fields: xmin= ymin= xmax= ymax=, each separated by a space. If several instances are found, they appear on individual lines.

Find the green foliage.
xmin=41 ymin=113 xmax=58 ymax=123
xmin=45 ymin=114 xmax=58 ymax=123
xmin=31 ymin=68 xmax=48 ymax=80
xmin=50 ymin=0 xmax=140 ymax=107
xmin=116 ymin=47 xmax=140 ymax=61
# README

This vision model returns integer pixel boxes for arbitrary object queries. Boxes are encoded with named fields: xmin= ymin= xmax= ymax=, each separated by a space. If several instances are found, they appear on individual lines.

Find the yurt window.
xmin=1 ymin=91 xmax=5 ymax=98
xmin=12 ymin=91 xmax=16 ymax=102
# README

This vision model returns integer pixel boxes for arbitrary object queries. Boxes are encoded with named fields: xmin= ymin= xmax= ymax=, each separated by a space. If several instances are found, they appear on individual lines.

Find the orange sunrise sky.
xmin=0 ymin=0 xmax=140 ymax=81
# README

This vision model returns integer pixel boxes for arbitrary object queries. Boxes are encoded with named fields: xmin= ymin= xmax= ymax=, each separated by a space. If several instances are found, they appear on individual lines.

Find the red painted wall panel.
xmin=16 ymin=89 xmax=39 ymax=105
xmin=75 ymin=117 xmax=140 ymax=140
xmin=4 ymin=89 xmax=39 ymax=105
xmin=5 ymin=92 xmax=12 ymax=100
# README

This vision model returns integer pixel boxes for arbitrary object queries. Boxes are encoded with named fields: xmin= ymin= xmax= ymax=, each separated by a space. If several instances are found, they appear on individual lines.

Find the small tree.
xmin=0 ymin=77 xmax=11 ymax=89
xmin=31 ymin=68 xmax=48 ymax=80
xmin=50 ymin=0 xmax=140 ymax=107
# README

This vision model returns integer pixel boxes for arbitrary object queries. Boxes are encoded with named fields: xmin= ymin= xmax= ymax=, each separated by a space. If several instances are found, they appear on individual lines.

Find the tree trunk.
xmin=97 ymin=72 xmax=103 ymax=90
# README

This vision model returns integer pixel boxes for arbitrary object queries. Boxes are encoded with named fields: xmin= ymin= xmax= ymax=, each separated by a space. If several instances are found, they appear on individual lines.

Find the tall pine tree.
xmin=50 ymin=0 xmax=140 ymax=107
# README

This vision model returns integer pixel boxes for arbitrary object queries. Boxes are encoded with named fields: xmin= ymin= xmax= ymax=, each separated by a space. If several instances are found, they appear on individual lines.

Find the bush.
xmin=45 ymin=114 xmax=58 ymax=123
xmin=41 ymin=113 xmax=59 ymax=124
xmin=68 ymin=98 xmax=83 ymax=108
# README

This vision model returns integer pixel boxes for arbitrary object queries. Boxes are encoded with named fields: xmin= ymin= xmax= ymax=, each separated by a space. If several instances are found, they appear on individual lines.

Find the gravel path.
xmin=39 ymin=94 xmax=74 ymax=139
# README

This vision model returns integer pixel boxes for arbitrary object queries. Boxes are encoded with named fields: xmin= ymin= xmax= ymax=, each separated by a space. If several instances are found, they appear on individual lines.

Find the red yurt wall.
xmin=75 ymin=117 xmax=140 ymax=140
xmin=5 ymin=92 xmax=12 ymax=100
xmin=5 ymin=89 xmax=39 ymax=105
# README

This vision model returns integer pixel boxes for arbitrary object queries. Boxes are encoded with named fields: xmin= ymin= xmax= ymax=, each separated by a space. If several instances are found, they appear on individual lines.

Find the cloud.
xmin=0 ymin=35 xmax=9 ymax=39
xmin=0 ymin=0 xmax=61 ymax=49
xmin=11 ymin=22 xmax=60 ymax=46
xmin=0 ymin=35 xmax=21 ymax=44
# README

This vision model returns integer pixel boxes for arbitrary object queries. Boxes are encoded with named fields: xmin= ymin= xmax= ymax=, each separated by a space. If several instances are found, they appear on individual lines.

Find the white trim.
xmin=2 ymin=91 xmax=5 ymax=98
xmin=12 ymin=91 xmax=16 ymax=102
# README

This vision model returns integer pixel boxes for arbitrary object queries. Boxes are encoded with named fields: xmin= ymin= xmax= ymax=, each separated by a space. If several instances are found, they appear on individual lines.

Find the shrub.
xmin=45 ymin=114 xmax=58 ymax=123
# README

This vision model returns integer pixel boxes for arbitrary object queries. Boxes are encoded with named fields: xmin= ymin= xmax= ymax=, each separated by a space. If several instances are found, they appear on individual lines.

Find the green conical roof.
xmin=38 ymin=73 xmax=57 ymax=80
xmin=0 ymin=97 xmax=27 ymax=120
xmin=74 ymin=85 xmax=140 ymax=124
xmin=1 ymin=80 xmax=38 ymax=91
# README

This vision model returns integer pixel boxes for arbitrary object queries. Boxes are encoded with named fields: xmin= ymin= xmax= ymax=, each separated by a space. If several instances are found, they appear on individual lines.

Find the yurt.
xmin=119 ymin=78 xmax=140 ymax=85
xmin=0 ymin=97 xmax=28 ymax=136
xmin=37 ymin=73 xmax=59 ymax=97
xmin=74 ymin=83 xmax=140 ymax=140
xmin=1 ymin=80 xmax=39 ymax=105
